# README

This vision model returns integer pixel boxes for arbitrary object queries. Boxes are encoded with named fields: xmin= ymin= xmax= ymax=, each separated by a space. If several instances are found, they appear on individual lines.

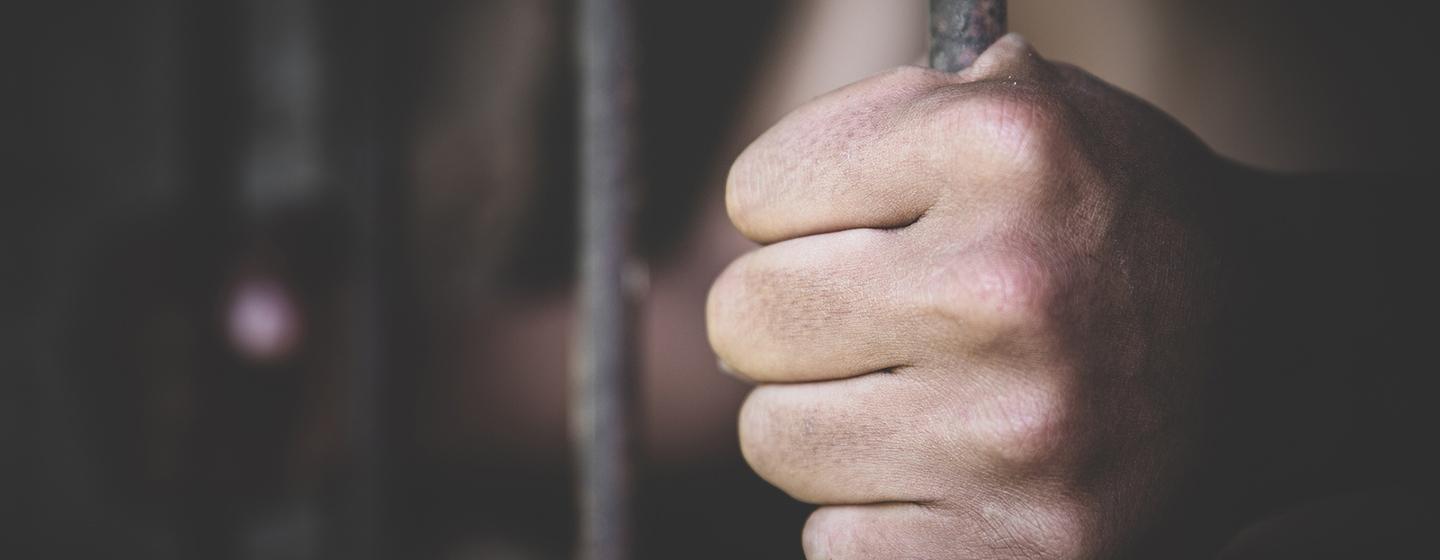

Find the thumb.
xmin=959 ymin=33 xmax=1054 ymax=83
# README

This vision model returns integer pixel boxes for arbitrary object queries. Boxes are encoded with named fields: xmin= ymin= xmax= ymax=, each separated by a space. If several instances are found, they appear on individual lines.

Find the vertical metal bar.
xmin=574 ymin=0 xmax=639 ymax=559
xmin=930 ymin=0 xmax=1007 ymax=72
xmin=240 ymin=0 xmax=325 ymax=216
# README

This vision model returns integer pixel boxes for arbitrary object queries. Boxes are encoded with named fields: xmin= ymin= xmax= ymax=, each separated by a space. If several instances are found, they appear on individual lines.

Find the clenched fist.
xmin=707 ymin=35 xmax=1228 ymax=559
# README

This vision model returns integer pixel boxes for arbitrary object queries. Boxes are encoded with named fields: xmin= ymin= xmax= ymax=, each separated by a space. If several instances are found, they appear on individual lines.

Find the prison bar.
xmin=573 ymin=0 xmax=641 ymax=559
xmin=930 ymin=0 xmax=1008 ymax=72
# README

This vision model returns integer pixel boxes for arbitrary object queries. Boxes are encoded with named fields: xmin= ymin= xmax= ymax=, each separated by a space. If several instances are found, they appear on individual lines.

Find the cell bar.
xmin=573 ymin=0 xmax=641 ymax=559
xmin=930 ymin=0 xmax=1008 ymax=72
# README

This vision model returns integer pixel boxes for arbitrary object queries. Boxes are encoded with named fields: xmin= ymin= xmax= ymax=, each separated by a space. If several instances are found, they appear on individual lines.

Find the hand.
xmin=707 ymin=34 xmax=1226 ymax=559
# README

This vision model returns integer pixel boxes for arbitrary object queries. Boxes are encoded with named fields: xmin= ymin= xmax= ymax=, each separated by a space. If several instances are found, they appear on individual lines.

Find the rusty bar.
xmin=573 ymin=0 xmax=640 ymax=558
xmin=930 ymin=0 xmax=1007 ymax=72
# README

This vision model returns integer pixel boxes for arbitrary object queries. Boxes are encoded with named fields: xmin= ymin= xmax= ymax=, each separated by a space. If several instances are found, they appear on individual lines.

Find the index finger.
xmin=725 ymin=34 xmax=1053 ymax=245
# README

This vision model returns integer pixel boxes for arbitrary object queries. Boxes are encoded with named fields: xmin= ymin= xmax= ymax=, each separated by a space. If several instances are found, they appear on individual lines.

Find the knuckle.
xmin=846 ymin=65 xmax=951 ymax=112
xmin=971 ymin=380 xmax=1076 ymax=467
xmin=937 ymin=89 xmax=1068 ymax=178
xmin=930 ymin=251 xmax=1059 ymax=338
xmin=972 ymin=91 xmax=1067 ymax=172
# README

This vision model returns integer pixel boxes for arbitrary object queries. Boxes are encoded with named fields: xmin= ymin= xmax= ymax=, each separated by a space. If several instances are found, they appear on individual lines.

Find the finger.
xmin=707 ymin=228 xmax=929 ymax=384
xmin=725 ymin=65 xmax=950 ymax=245
xmin=726 ymin=33 xmax=1056 ymax=245
xmin=802 ymin=504 xmax=965 ymax=560
xmin=958 ymin=33 xmax=1054 ymax=83
xmin=709 ymin=226 xmax=1065 ymax=384
xmin=737 ymin=372 xmax=967 ymax=505
xmin=738 ymin=360 xmax=1086 ymax=505
xmin=802 ymin=502 xmax=1074 ymax=560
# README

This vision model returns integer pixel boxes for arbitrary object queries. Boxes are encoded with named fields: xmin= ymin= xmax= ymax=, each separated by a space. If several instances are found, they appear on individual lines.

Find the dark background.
xmin=5 ymin=1 xmax=1437 ymax=559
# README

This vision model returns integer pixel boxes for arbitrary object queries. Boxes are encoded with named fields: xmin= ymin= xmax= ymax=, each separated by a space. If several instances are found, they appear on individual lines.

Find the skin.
xmin=708 ymin=34 xmax=1231 ymax=558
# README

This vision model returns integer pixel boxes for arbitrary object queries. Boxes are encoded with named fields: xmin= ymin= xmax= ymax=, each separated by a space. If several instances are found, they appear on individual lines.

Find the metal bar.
xmin=930 ymin=0 xmax=1007 ymax=72
xmin=239 ymin=0 xmax=325 ymax=216
xmin=573 ymin=0 xmax=640 ymax=558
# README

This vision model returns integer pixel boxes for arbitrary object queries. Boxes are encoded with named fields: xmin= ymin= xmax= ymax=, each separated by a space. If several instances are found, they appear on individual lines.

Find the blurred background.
xmin=5 ymin=1 xmax=1438 ymax=558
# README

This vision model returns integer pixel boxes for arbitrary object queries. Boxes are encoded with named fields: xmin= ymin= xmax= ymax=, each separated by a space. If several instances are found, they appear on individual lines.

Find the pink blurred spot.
xmin=227 ymin=275 xmax=302 ymax=363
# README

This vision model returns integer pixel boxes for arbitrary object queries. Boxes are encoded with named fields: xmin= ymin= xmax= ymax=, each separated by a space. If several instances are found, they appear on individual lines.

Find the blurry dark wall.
xmin=6 ymin=0 xmax=415 ymax=557
xmin=6 ymin=1 xmax=186 ymax=556
xmin=4 ymin=1 xmax=1438 ymax=559
xmin=1013 ymin=0 xmax=1440 ymax=173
